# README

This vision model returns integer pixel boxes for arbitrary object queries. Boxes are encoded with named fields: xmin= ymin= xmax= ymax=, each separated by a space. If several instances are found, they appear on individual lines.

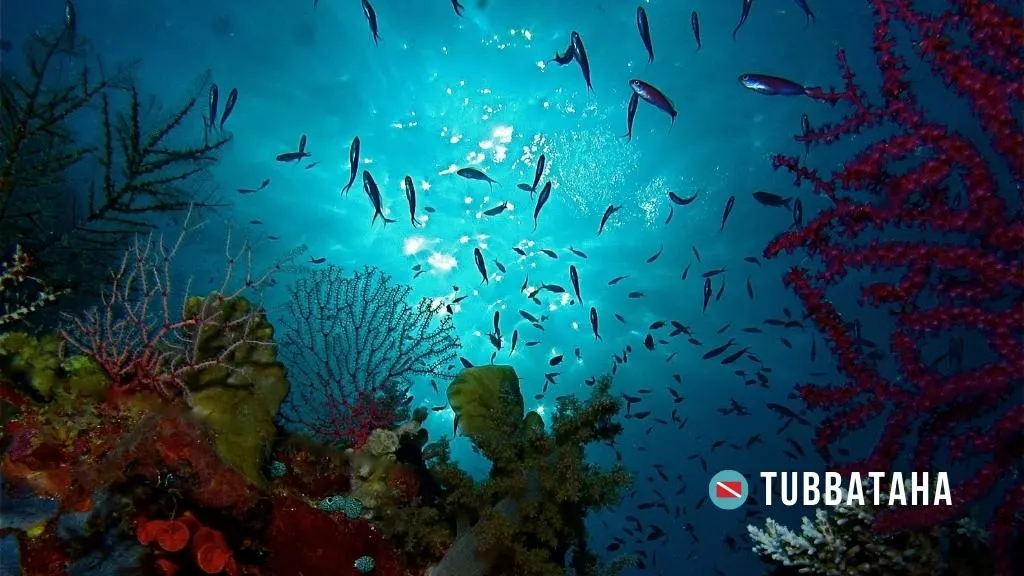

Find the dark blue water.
xmin=4 ymin=0 xmax=1015 ymax=575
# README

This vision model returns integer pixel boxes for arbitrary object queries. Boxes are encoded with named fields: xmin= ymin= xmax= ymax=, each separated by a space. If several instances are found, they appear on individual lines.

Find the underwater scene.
xmin=0 ymin=0 xmax=1020 ymax=574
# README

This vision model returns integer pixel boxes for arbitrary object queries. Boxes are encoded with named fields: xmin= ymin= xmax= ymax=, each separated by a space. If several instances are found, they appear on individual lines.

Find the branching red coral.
xmin=59 ymin=206 xmax=292 ymax=403
xmin=278 ymin=265 xmax=460 ymax=448
xmin=763 ymin=0 xmax=1021 ymax=572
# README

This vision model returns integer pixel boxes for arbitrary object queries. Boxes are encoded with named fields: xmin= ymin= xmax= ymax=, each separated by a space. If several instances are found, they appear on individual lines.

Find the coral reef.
xmin=748 ymin=480 xmax=993 ymax=576
xmin=278 ymin=264 xmax=460 ymax=448
xmin=426 ymin=367 xmax=632 ymax=576
xmin=762 ymin=0 xmax=1022 ymax=570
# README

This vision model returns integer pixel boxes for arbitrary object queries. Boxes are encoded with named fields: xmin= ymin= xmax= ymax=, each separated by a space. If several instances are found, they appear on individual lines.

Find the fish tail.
xmin=382 ymin=215 xmax=397 ymax=228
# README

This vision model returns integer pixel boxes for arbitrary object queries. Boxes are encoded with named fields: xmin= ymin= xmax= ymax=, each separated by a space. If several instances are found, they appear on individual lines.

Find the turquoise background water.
xmin=3 ymin=0 xmax=957 ymax=574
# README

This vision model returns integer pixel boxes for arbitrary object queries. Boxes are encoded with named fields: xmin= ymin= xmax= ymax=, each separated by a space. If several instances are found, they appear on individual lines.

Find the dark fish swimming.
xmin=517 ymin=154 xmax=546 ymax=195
xmin=569 ymin=264 xmax=582 ymax=304
xmin=624 ymin=93 xmax=640 ymax=141
xmin=473 ymin=247 xmax=488 ymax=284
xmin=550 ymin=43 xmax=576 ymax=66
xmin=738 ymin=74 xmax=809 ymax=96
xmin=207 ymin=84 xmax=219 ymax=132
xmin=629 ymin=79 xmax=677 ymax=128
xmin=533 ymin=181 xmax=552 ymax=231
xmin=457 ymin=167 xmax=499 ymax=191
xmin=598 ymin=204 xmax=621 ymax=235
xmin=570 ymin=31 xmax=594 ymax=94
xmin=276 ymin=134 xmax=311 ymax=163
xmin=403 ymin=176 xmax=421 ymax=226
xmin=219 ymin=88 xmax=238 ymax=131
xmin=702 ymin=278 xmax=712 ymax=313
xmin=362 ymin=0 xmax=382 ymax=45
xmin=732 ymin=0 xmax=754 ymax=40
xmin=720 ymin=195 xmax=735 ymax=231
xmin=792 ymin=0 xmax=815 ymax=24
xmin=636 ymin=6 xmax=654 ymax=64
xmin=752 ymin=191 xmax=791 ymax=207
xmin=482 ymin=201 xmax=509 ymax=216
xmin=342 ymin=137 xmax=360 ymax=195
xmin=690 ymin=11 xmax=701 ymax=51
xmin=589 ymin=306 xmax=602 ymax=341
xmin=800 ymin=113 xmax=812 ymax=154
xmin=362 ymin=170 xmax=397 ymax=227
xmin=668 ymin=191 xmax=698 ymax=205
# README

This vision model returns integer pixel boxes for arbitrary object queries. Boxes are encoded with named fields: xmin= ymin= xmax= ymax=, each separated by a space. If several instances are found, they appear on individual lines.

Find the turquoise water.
xmin=4 ymin=0 xmax=989 ymax=574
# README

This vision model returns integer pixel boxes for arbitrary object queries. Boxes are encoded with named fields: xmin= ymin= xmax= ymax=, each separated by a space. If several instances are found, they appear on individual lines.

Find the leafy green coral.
xmin=0 ymin=331 xmax=110 ymax=403
xmin=430 ymin=368 xmax=632 ymax=576
xmin=177 ymin=294 xmax=289 ymax=487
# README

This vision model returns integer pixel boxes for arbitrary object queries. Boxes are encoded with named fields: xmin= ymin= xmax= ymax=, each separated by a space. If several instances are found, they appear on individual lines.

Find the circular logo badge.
xmin=709 ymin=469 xmax=749 ymax=510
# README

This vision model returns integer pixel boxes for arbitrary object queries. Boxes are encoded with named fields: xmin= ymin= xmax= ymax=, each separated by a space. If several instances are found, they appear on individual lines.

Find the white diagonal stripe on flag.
xmin=717 ymin=481 xmax=741 ymax=498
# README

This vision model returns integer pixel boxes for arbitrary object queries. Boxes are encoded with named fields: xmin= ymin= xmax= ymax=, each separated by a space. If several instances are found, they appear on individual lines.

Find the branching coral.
xmin=278 ymin=265 xmax=460 ymax=448
xmin=428 ymin=370 xmax=632 ymax=576
xmin=748 ymin=479 xmax=992 ymax=576
xmin=0 ymin=24 xmax=232 ymax=297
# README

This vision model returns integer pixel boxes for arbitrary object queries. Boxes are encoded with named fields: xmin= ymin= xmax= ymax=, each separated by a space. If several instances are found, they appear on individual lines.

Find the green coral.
xmin=748 ymin=479 xmax=992 ymax=576
xmin=178 ymin=294 xmax=288 ymax=487
xmin=0 ymin=331 xmax=110 ymax=402
xmin=430 ymin=370 xmax=632 ymax=576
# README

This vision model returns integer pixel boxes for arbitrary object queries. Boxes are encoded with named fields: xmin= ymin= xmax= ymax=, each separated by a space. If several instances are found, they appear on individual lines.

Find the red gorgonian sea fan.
xmin=762 ymin=0 xmax=1022 ymax=570
xmin=277 ymin=265 xmax=460 ymax=448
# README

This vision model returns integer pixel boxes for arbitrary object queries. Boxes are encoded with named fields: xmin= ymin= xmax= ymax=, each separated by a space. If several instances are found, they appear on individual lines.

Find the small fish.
xmin=746 ymin=277 xmax=754 ymax=300
xmin=569 ymin=264 xmax=582 ymax=304
xmin=681 ymin=264 xmax=691 ymax=280
xmin=792 ymin=0 xmax=815 ymax=24
xmin=451 ymin=0 xmax=465 ymax=16
xmin=362 ymin=0 xmax=382 ymax=45
xmin=598 ymin=204 xmax=621 ymax=235
xmin=309 ymin=257 xmax=327 ymax=264
xmin=207 ymin=84 xmax=219 ymax=131
xmin=752 ymin=191 xmax=791 ymax=208
xmin=493 ymin=259 xmax=507 ymax=273
xmin=457 ymin=167 xmax=499 ymax=191
xmin=629 ymin=79 xmax=677 ymax=128
xmin=492 ymin=310 xmax=501 ymax=337
xmin=624 ymin=93 xmax=640 ymax=141
xmin=732 ymin=0 xmax=754 ymax=40
xmin=792 ymin=198 xmax=804 ymax=228
xmin=636 ymin=6 xmax=654 ymax=64
xmin=342 ymin=137 xmax=360 ymax=195
xmin=690 ymin=11 xmax=701 ymax=51
xmin=738 ymin=74 xmax=809 ymax=96
xmin=362 ymin=170 xmax=397 ymax=227
xmin=702 ymin=338 xmax=735 ymax=360
xmin=549 ymin=354 xmax=564 ymax=366
xmin=720 ymin=195 xmax=735 ymax=232
xmin=643 ymin=333 xmax=655 ymax=351
xmin=664 ymin=206 xmax=674 ymax=224
xmin=404 ymin=176 xmax=421 ymax=227
xmin=276 ymin=134 xmax=311 ymax=163
xmin=702 ymin=268 xmax=726 ymax=278
xmin=550 ymin=43 xmax=577 ymax=66
xmin=237 ymin=178 xmax=270 ymax=194
xmin=608 ymin=275 xmax=628 ymax=286
xmin=744 ymin=256 xmax=761 ymax=265
xmin=533 ymin=181 xmax=552 ymax=231
xmin=482 ymin=201 xmax=509 ymax=216
xmin=219 ymin=88 xmax=238 ymax=131
xmin=628 ymin=291 xmax=644 ymax=299
xmin=589 ymin=307 xmax=602 ymax=341
xmin=570 ymin=31 xmax=594 ymax=94
xmin=518 ymin=154 xmax=546 ymax=194
xmin=646 ymin=246 xmax=663 ymax=264
xmin=799 ymin=114 xmax=814 ymax=159
xmin=668 ymin=191 xmax=698 ymax=205
xmin=509 ymin=329 xmax=519 ymax=355
xmin=305 ymin=161 xmax=319 ymax=170
xmin=569 ymin=246 xmax=588 ymax=258
xmin=692 ymin=245 xmax=702 ymax=262
xmin=539 ymin=248 xmax=558 ymax=259
xmin=702 ymin=278 xmax=712 ymax=313
xmin=473 ymin=248 xmax=488 ymax=284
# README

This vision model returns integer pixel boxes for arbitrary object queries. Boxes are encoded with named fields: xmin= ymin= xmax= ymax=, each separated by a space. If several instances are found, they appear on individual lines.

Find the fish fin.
xmin=517 ymin=183 xmax=533 ymax=191
xmin=382 ymin=215 xmax=398 ymax=228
